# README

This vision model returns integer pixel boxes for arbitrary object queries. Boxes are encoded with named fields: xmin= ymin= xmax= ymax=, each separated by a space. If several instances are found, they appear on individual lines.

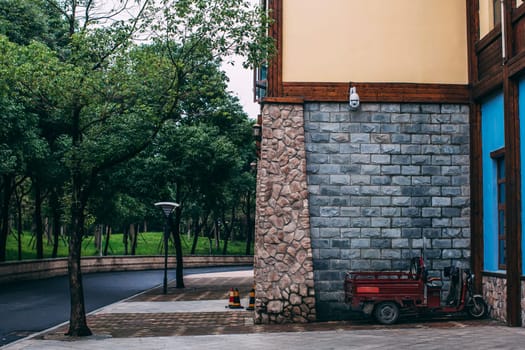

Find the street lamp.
xmin=154 ymin=201 xmax=180 ymax=294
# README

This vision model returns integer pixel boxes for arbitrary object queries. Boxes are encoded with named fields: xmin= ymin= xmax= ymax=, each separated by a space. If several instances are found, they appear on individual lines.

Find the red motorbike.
xmin=344 ymin=257 xmax=488 ymax=324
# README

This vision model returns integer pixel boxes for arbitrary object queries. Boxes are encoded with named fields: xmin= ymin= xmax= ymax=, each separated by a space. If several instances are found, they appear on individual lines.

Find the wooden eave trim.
xmin=472 ymin=71 xmax=504 ymax=100
xmin=471 ymin=64 xmax=525 ymax=100
xmin=482 ymin=271 xmax=507 ymax=278
xmin=467 ymin=0 xmax=480 ymax=87
xmin=267 ymin=0 xmax=282 ymax=97
xmin=261 ymin=96 xmax=304 ymax=105
xmin=508 ymin=50 xmax=525 ymax=77
xmin=280 ymin=82 xmax=470 ymax=104
xmin=475 ymin=27 xmax=502 ymax=53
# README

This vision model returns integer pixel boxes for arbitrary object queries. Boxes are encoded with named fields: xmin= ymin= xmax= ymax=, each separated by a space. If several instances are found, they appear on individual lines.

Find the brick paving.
xmin=41 ymin=272 xmax=256 ymax=339
xmin=38 ymin=272 xmax=503 ymax=340
xmin=8 ymin=270 xmax=525 ymax=350
xmin=130 ymin=275 xmax=253 ymax=302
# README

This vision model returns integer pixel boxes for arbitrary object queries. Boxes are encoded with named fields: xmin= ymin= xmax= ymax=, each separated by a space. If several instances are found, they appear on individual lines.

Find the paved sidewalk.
xmin=4 ymin=270 xmax=525 ymax=349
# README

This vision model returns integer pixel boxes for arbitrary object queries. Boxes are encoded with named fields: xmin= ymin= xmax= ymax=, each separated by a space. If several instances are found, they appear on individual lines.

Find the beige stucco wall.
xmin=282 ymin=0 xmax=468 ymax=84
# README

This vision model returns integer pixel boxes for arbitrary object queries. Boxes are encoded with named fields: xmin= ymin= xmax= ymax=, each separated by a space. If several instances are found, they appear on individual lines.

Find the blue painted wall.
xmin=518 ymin=79 xmax=525 ymax=275
xmin=481 ymin=92 xmax=505 ymax=272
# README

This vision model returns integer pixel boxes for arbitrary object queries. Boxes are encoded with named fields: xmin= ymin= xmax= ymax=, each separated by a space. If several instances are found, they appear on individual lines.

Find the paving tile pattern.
xmin=130 ymin=276 xmax=253 ymax=302
xmin=42 ymin=315 xmax=499 ymax=340
xmin=37 ymin=272 xmax=503 ymax=341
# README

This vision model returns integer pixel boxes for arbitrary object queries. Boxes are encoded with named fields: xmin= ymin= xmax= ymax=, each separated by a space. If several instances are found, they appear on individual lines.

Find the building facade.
xmin=253 ymin=0 xmax=525 ymax=327
xmin=470 ymin=0 xmax=525 ymax=327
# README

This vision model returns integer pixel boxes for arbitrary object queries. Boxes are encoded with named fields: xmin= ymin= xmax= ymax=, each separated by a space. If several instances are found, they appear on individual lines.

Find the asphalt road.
xmin=0 ymin=266 xmax=252 ymax=346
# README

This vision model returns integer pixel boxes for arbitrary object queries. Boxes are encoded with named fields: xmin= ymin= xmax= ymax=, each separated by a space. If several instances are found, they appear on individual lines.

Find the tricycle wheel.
xmin=467 ymin=296 xmax=487 ymax=319
xmin=374 ymin=302 xmax=400 ymax=325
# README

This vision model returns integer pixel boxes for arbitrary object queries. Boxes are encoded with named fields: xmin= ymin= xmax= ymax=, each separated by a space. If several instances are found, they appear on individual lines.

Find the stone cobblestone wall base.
xmin=482 ymin=275 xmax=507 ymax=323
xmin=254 ymin=103 xmax=316 ymax=324
xmin=522 ymin=280 xmax=525 ymax=327
xmin=304 ymin=102 xmax=471 ymax=320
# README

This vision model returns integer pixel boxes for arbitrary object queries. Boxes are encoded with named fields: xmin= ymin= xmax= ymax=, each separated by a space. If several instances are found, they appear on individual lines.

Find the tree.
xmin=0 ymin=0 xmax=68 ymax=49
xmin=0 ymin=37 xmax=51 ymax=261
xmin=38 ymin=0 xmax=270 ymax=336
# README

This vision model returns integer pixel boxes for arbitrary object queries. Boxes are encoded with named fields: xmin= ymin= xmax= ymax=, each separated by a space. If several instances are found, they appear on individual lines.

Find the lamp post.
xmin=154 ymin=201 xmax=180 ymax=294
xmin=253 ymin=115 xmax=262 ymax=159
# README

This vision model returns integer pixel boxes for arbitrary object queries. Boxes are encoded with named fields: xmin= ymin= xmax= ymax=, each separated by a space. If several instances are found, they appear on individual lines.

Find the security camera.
xmin=349 ymin=86 xmax=360 ymax=110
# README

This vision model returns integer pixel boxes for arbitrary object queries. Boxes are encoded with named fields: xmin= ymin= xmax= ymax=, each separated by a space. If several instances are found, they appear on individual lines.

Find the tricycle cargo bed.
xmin=343 ymin=257 xmax=488 ymax=325
xmin=345 ymin=271 xmax=423 ymax=307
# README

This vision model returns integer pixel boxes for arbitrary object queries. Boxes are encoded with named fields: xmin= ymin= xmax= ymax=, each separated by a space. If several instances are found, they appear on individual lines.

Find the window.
xmin=254 ymin=64 xmax=267 ymax=102
xmin=253 ymin=0 xmax=268 ymax=102
xmin=493 ymin=0 xmax=501 ymax=27
xmin=491 ymin=148 xmax=506 ymax=269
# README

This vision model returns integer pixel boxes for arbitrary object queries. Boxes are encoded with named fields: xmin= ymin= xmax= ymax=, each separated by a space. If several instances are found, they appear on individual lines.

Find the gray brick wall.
xmin=305 ymin=102 xmax=471 ymax=320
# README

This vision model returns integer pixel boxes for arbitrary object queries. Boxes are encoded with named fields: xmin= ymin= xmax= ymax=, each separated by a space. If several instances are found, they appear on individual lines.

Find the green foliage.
xmin=0 ymin=0 xmax=267 ymax=264
xmin=0 ymin=0 xmax=68 ymax=49
xmin=153 ymin=0 xmax=274 ymax=69
xmin=0 ymin=37 xmax=50 ymax=176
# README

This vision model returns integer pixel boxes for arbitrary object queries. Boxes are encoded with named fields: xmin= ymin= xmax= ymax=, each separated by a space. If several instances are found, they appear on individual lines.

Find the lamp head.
xmin=154 ymin=202 xmax=180 ymax=218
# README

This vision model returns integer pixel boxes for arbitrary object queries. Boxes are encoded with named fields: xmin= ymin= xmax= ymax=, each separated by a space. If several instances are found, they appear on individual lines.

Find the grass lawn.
xmin=5 ymin=231 xmax=251 ymax=261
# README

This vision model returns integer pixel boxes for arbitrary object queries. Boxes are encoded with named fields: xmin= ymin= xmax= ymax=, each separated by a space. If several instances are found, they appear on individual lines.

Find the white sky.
xmin=97 ymin=0 xmax=261 ymax=119
xmin=222 ymin=58 xmax=259 ymax=119
xmin=221 ymin=0 xmax=260 ymax=119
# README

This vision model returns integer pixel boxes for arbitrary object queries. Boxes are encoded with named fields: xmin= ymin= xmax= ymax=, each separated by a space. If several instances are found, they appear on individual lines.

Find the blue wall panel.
xmin=481 ymin=92 xmax=504 ymax=272
xmin=518 ymin=79 xmax=525 ymax=275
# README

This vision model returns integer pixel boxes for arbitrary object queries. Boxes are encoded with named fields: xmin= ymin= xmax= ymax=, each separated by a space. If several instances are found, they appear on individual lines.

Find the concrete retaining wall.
xmin=0 ymin=255 xmax=254 ymax=284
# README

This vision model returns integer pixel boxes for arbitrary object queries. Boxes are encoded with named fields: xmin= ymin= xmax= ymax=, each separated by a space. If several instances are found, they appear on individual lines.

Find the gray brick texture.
xmin=305 ymin=103 xmax=471 ymax=320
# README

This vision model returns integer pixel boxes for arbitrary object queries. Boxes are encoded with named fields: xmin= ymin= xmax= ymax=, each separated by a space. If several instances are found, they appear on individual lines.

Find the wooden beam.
xmin=281 ymin=82 xmax=470 ymax=104
xmin=470 ymin=103 xmax=484 ymax=294
xmin=466 ymin=0 xmax=484 ymax=295
xmin=503 ymin=0 xmax=522 ymax=327
xmin=261 ymin=96 xmax=304 ymax=104
xmin=472 ymin=72 xmax=504 ymax=100
xmin=267 ymin=0 xmax=282 ymax=97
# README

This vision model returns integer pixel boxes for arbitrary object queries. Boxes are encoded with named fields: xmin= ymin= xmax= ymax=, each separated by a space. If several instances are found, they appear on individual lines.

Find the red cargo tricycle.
xmin=344 ymin=257 xmax=488 ymax=324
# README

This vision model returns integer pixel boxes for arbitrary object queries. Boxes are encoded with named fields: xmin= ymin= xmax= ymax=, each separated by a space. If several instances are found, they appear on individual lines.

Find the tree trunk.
xmin=222 ymin=207 xmax=235 ymax=255
xmin=123 ymin=225 xmax=129 ymax=255
xmin=15 ymin=185 xmax=24 ymax=260
xmin=169 ymin=186 xmax=184 ymax=288
xmin=66 ymin=184 xmax=92 ymax=336
xmin=191 ymin=212 xmax=209 ymax=255
xmin=170 ymin=208 xmax=184 ymax=289
xmin=94 ymin=225 xmax=102 ymax=254
xmin=34 ymin=180 xmax=44 ymax=259
xmin=245 ymin=193 xmax=253 ymax=255
xmin=130 ymin=224 xmax=138 ymax=255
xmin=214 ymin=219 xmax=220 ymax=250
xmin=66 ymin=101 xmax=92 ymax=337
xmin=190 ymin=218 xmax=200 ymax=255
xmin=0 ymin=175 xmax=14 ymax=262
xmin=103 ymin=226 xmax=111 ymax=255
xmin=51 ymin=191 xmax=61 ymax=258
